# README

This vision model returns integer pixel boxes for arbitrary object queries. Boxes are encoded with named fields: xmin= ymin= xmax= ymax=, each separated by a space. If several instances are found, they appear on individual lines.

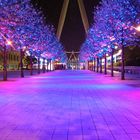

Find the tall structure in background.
xmin=57 ymin=0 xmax=89 ymax=69
xmin=56 ymin=0 xmax=70 ymax=40
xmin=66 ymin=51 xmax=79 ymax=69
xmin=57 ymin=0 xmax=89 ymax=40
xmin=77 ymin=0 xmax=89 ymax=34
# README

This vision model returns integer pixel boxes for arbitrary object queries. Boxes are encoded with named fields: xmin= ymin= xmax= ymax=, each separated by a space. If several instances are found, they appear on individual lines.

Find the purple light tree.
xmin=0 ymin=0 xmax=67 ymax=80
xmin=80 ymin=0 xmax=140 ymax=79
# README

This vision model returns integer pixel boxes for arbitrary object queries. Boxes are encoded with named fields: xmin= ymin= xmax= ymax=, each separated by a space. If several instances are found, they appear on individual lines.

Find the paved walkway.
xmin=0 ymin=70 xmax=140 ymax=140
xmin=0 ymin=70 xmax=45 ymax=80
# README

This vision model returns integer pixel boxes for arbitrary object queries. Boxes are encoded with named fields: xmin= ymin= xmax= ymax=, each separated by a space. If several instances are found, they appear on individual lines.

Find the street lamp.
xmin=134 ymin=25 xmax=140 ymax=32
xmin=6 ymin=40 xmax=12 ymax=46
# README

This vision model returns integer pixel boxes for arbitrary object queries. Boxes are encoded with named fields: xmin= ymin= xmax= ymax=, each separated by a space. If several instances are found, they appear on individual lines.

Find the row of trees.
xmin=79 ymin=0 xmax=140 ymax=79
xmin=0 ymin=0 xmax=67 ymax=80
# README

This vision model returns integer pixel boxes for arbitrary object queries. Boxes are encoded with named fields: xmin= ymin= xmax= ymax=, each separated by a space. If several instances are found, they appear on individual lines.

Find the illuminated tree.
xmin=0 ymin=0 xmax=67 ymax=80
xmin=80 ymin=0 xmax=140 ymax=79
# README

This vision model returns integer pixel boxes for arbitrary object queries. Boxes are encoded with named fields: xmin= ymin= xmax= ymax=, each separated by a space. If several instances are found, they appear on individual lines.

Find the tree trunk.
xmin=43 ymin=58 xmax=45 ymax=73
xmin=121 ymin=27 xmax=125 ymax=80
xmin=104 ymin=54 xmax=107 ymax=75
xmin=20 ymin=49 xmax=24 ymax=77
xmin=111 ymin=49 xmax=114 ymax=77
xmin=100 ymin=58 xmax=102 ymax=73
xmin=38 ymin=57 xmax=40 ymax=74
xmin=121 ymin=45 xmax=125 ymax=80
xmin=87 ymin=61 xmax=89 ymax=70
xmin=91 ymin=60 xmax=93 ymax=71
xmin=96 ymin=58 xmax=99 ymax=72
xmin=50 ymin=59 xmax=52 ymax=71
xmin=47 ymin=60 xmax=49 ymax=72
xmin=3 ymin=45 xmax=7 ymax=81
xmin=30 ymin=55 xmax=33 ymax=75
xmin=94 ymin=58 xmax=96 ymax=72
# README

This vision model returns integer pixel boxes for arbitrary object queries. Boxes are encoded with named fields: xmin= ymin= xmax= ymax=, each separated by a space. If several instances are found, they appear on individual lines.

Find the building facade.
xmin=0 ymin=50 xmax=20 ymax=71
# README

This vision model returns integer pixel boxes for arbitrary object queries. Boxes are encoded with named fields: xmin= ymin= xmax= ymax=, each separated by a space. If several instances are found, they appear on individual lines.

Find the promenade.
xmin=0 ymin=70 xmax=140 ymax=140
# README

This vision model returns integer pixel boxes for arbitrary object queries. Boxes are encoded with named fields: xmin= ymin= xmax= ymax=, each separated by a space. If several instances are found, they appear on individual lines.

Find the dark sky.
xmin=32 ymin=0 xmax=100 ymax=52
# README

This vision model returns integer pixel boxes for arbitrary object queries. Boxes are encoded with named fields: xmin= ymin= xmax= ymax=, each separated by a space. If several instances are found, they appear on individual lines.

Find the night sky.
xmin=32 ymin=0 xmax=100 ymax=52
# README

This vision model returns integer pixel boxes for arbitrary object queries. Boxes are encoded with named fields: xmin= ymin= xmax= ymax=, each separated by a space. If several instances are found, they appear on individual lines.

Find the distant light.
xmin=135 ymin=25 xmax=140 ymax=32
xmin=7 ymin=40 xmax=12 ymax=46
xmin=110 ymin=36 xmax=115 ymax=41
xmin=106 ymin=53 xmax=109 ymax=57
xmin=26 ymin=50 xmax=30 ymax=56
xmin=118 ymin=49 xmax=122 ymax=55
xmin=23 ymin=46 xmax=27 ymax=50
xmin=115 ymin=46 xmax=118 ymax=49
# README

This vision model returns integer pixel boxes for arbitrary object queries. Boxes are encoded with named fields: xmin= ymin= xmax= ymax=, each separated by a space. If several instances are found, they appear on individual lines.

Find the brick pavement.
xmin=0 ymin=70 xmax=140 ymax=140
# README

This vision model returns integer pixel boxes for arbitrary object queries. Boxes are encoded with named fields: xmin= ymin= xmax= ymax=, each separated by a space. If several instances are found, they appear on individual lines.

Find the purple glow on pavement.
xmin=0 ymin=70 xmax=140 ymax=140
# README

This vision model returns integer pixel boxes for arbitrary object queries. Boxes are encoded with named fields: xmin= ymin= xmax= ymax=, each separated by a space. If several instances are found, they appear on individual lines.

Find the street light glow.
xmin=115 ymin=46 xmax=118 ymax=49
xmin=135 ymin=25 xmax=140 ymax=32
xmin=7 ymin=40 xmax=12 ymax=46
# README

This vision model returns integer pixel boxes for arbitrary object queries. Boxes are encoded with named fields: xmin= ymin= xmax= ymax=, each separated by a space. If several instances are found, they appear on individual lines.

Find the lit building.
xmin=0 ymin=50 xmax=20 ymax=71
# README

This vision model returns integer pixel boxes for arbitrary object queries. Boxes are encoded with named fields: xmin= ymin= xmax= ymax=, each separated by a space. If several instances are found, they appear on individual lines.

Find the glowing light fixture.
xmin=6 ymin=40 xmax=12 ymax=46
xmin=135 ymin=25 xmax=140 ymax=32
xmin=115 ymin=46 xmax=118 ymax=49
